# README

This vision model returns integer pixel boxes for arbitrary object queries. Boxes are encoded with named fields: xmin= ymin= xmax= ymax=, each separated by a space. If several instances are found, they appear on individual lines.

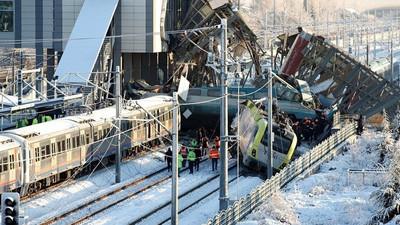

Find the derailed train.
xmin=234 ymin=99 xmax=297 ymax=174
xmin=0 ymin=95 xmax=175 ymax=196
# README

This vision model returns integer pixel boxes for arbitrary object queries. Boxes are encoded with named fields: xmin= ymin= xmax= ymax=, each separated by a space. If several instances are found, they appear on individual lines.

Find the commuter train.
xmin=235 ymin=99 xmax=297 ymax=174
xmin=0 ymin=95 xmax=176 ymax=196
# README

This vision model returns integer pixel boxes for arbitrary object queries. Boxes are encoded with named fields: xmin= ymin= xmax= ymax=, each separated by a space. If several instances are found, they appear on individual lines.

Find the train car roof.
xmin=0 ymin=135 xmax=20 ymax=152
xmin=88 ymin=95 xmax=172 ymax=120
xmin=2 ymin=118 xmax=80 ymax=138
xmin=1 ymin=95 xmax=172 ymax=138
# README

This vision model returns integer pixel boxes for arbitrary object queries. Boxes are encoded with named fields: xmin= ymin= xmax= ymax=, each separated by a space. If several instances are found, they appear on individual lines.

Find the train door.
xmin=71 ymin=130 xmax=80 ymax=164
xmin=32 ymin=142 xmax=41 ymax=177
xmin=50 ymin=138 xmax=57 ymax=170
xmin=80 ymin=129 xmax=86 ymax=164
xmin=131 ymin=117 xmax=138 ymax=143
xmin=156 ymin=109 xmax=161 ymax=136
xmin=147 ymin=114 xmax=151 ymax=140
xmin=65 ymin=133 xmax=72 ymax=163
xmin=0 ymin=152 xmax=10 ymax=191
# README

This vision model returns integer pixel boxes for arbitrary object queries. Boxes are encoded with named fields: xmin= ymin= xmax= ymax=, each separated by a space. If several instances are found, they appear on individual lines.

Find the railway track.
xmin=18 ymin=141 xmax=167 ymax=203
xmin=134 ymin=165 xmax=242 ymax=225
xmin=39 ymin=157 xmax=213 ymax=225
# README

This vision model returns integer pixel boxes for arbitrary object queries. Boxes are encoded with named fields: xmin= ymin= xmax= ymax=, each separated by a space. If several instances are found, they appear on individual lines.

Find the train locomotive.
xmin=234 ymin=99 xmax=297 ymax=174
xmin=0 ymin=95 xmax=176 ymax=196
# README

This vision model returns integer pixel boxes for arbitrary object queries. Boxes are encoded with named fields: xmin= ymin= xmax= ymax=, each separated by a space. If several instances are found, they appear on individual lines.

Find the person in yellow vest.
xmin=45 ymin=115 xmax=52 ymax=122
xmin=32 ymin=118 xmax=38 ymax=125
xmin=209 ymin=146 xmax=220 ymax=171
xmin=22 ymin=118 xmax=29 ymax=127
xmin=188 ymin=148 xmax=196 ymax=174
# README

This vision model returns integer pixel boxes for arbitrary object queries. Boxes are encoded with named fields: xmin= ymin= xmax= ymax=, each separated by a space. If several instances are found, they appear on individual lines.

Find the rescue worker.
xmin=190 ymin=139 xmax=198 ymax=149
xmin=178 ymin=152 xmax=183 ymax=177
xmin=200 ymin=136 xmax=209 ymax=156
xmin=209 ymin=146 xmax=220 ymax=171
xmin=165 ymin=148 xmax=173 ymax=172
xmin=292 ymin=121 xmax=301 ymax=146
xmin=188 ymin=148 xmax=196 ymax=174
xmin=32 ymin=117 xmax=38 ymax=125
xmin=214 ymin=136 xmax=220 ymax=149
xmin=180 ymin=146 xmax=187 ymax=167
xmin=194 ymin=145 xmax=201 ymax=171
xmin=22 ymin=118 xmax=29 ymax=127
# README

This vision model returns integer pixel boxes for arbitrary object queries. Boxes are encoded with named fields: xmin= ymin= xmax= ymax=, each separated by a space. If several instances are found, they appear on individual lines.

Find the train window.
xmin=81 ymin=135 xmax=85 ymax=145
xmin=103 ymin=129 xmax=107 ymax=137
xmin=207 ymin=89 xmax=220 ymax=97
xmin=18 ymin=154 xmax=21 ymax=167
xmin=107 ymin=128 xmax=110 ymax=134
xmin=94 ymin=132 xmax=98 ymax=142
xmin=51 ymin=143 xmax=56 ymax=155
xmin=35 ymin=147 xmax=40 ymax=162
xmin=188 ymin=89 xmax=201 ymax=95
xmin=0 ymin=157 xmax=2 ymax=172
xmin=2 ymin=156 xmax=8 ymax=172
xmin=76 ymin=136 xmax=80 ymax=147
xmin=9 ymin=155 xmax=14 ymax=170
xmin=46 ymin=145 xmax=50 ymax=157
xmin=99 ymin=130 xmax=102 ymax=139
xmin=57 ymin=141 xmax=61 ymax=153
xmin=62 ymin=140 xmax=66 ymax=151
xmin=41 ymin=146 xmax=46 ymax=160
xmin=86 ymin=133 xmax=89 ymax=144
xmin=72 ymin=137 xmax=76 ymax=148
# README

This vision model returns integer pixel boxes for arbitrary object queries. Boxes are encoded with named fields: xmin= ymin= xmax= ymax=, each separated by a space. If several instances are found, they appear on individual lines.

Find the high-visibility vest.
xmin=32 ymin=118 xmax=38 ymax=125
xmin=209 ymin=148 xmax=220 ymax=159
xmin=188 ymin=150 xmax=196 ymax=161
xmin=22 ymin=119 xmax=29 ymax=127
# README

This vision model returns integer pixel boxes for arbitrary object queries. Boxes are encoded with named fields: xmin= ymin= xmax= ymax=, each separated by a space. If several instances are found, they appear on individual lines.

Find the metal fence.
xmin=204 ymin=121 xmax=357 ymax=225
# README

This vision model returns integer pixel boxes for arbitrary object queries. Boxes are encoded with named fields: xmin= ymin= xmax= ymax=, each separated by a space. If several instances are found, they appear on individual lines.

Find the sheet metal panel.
xmin=55 ymin=0 xmax=119 ymax=84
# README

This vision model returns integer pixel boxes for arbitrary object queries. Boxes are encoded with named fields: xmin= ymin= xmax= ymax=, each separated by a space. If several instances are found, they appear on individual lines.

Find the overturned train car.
xmin=233 ymin=100 xmax=297 ymax=174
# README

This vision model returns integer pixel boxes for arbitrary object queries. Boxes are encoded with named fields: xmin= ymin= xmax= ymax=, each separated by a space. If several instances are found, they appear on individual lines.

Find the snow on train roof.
xmin=89 ymin=95 xmax=172 ymax=120
xmin=2 ymin=95 xmax=172 ymax=138
xmin=0 ymin=135 xmax=21 ymax=151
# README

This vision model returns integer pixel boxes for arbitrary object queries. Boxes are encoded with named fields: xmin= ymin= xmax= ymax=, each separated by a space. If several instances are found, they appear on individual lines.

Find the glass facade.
xmin=0 ymin=1 xmax=13 ymax=32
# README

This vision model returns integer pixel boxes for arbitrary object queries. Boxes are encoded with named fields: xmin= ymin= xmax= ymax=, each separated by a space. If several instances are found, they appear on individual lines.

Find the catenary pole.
xmin=220 ymin=18 xmax=229 ymax=211
xmin=116 ymin=66 xmax=121 ymax=183
xmin=267 ymin=68 xmax=273 ymax=179
xmin=172 ymin=92 xmax=179 ymax=225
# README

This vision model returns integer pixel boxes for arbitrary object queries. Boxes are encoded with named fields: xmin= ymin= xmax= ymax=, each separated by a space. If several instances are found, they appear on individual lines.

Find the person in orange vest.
xmin=180 ymin=146 xmax=187 ymax=167
xmin=213 ymin=136 xmax=220 ymax=149
xmin=209 ymin=146 xmax=220 ymax=171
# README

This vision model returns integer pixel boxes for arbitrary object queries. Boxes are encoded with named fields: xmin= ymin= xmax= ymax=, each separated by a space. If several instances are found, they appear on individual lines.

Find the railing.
xmin=347 ymin=168 xmax=387 ymax=186
xmin=204 ymin=122 xmax=357 ymax=225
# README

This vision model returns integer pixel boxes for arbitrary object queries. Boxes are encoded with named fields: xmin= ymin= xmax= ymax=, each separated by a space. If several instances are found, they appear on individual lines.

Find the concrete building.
xmin=0 ymin=0 xmax=187 ymax=97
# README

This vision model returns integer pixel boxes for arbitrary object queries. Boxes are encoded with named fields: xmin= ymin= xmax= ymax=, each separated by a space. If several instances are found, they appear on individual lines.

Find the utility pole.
xmin=273 ymin=0 xmax=276 ymax=26
xmin=115 ymin=66 xmax=121 ymax=183
xmin=18 ymin=51 xmax=23 ymax=106
xmin=267 ymin=68 xmax=273 ymax=179
xmin=11 ymin=50 xmax=14 ymax=94
xmin=171 ymin=92 xmax=179 ymax=225
xmin=219 ymin=18 xmax=229 ymax=211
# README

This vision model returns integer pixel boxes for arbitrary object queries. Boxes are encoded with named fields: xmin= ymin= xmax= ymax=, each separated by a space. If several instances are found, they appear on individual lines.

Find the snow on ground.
xmin=21 ymin=144 xmax=264 ymax=225
xmin=238 ymin=127 xmax=386 ymax=225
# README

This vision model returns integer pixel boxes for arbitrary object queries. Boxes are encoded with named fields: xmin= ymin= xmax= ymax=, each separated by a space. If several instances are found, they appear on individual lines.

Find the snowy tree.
xmin=369 ymin=140 xmax=400 ymax=224
xmin=392 ymin=106 xmax=400 ymax=140
xmin=379 ymin=109 xmax=395 ymax=164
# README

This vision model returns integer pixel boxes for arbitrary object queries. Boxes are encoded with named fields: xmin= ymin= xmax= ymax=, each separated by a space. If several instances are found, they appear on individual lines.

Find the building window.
xmin=0 ymin=1 xmax=13 ymax=32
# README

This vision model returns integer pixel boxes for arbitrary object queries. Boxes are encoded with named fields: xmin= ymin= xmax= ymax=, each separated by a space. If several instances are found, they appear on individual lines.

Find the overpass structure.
xmin=280 ymin=31 xmax=400 ymax=118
